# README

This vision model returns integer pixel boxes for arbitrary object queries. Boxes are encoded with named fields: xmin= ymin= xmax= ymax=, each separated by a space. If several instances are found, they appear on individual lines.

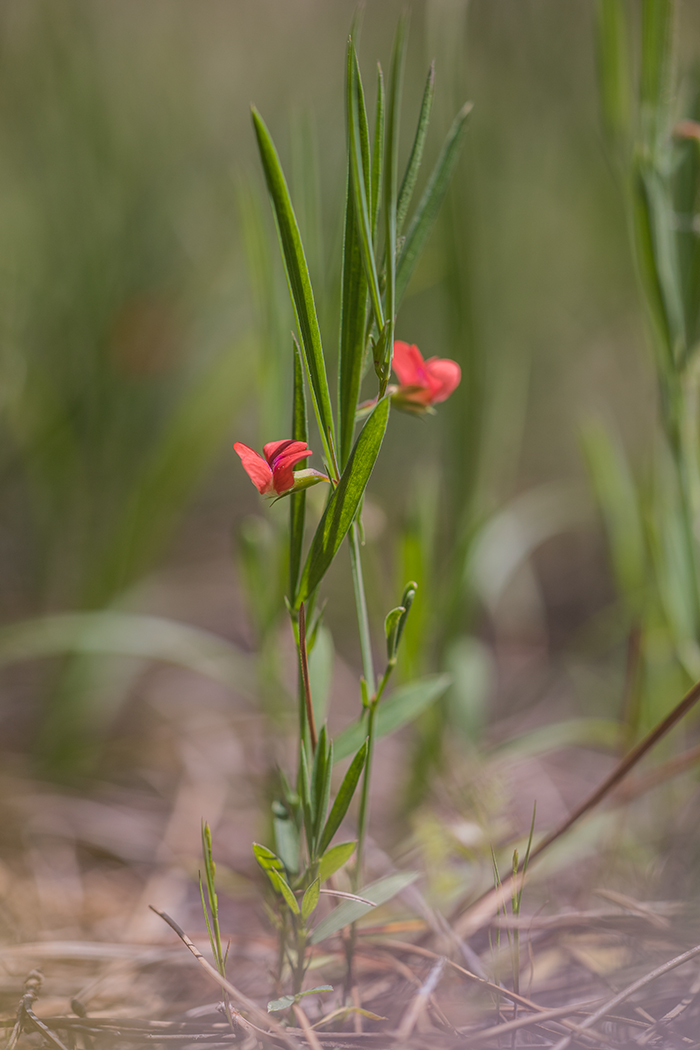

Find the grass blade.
xmin=296 ymin=397 xmax=390 ymax=606
xmin=396 ymin=61 xmax=435 ymax=234
xmin=251 ymin=107 xmax=337 ymax=474
xmin=290 ymin=340 xmax=308 ymax=602
xmin=318 ymin=739 xmax=368 ymax=855
xmin=310 ymin=871 xmax=418 ymax=944
xmin=348 ymin=43 xmax=384 ymax=332
xmin=396 ymin=101 xmax=472 ymax=307
xmin=333 ymin=673 xmax=451 ymax=762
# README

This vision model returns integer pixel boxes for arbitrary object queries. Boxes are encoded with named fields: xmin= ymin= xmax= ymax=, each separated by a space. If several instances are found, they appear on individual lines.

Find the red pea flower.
xmin=234 ymin=439 xmax=328 ymax=497
xmin=390 ymin=340 xmax=461 ymax=413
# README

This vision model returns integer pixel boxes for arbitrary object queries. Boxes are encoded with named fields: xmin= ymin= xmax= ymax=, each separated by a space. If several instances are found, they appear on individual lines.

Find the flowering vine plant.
xmin=203 ymin=16 xmax=471 ymax=1017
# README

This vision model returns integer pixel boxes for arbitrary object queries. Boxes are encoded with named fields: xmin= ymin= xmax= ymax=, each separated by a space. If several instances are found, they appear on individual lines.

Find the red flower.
xmin=234 ymin=439 xmax=327 ymax=496
xmin=391 ymin=341 xmax=461 ymax=411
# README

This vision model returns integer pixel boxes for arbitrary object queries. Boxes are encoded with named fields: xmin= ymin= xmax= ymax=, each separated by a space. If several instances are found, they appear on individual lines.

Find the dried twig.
xmin=150 ymin=906 xmax=301 ymax=1050
xmin=550 ymin=941 xmax=700 ymax=1050
xmin=636 ymin=968 xmax=700 ymax=1045
xmin=454 ymin=674 xmax=700 ymax=939
xmin=292 ymin=1006 xmax=323 ymax=1050
xmin=393 ymin=956 xmax=446 ymax=1043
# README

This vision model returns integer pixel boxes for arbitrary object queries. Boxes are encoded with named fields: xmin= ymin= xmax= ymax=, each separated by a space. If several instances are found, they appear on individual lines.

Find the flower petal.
xmin=424 ymin=358 xmax=461 ymax=403
xmin=263 ymin=439 xmax=309 ymax=467
xmin=272 ymin=446 xmax=314 ymax=494
xmin=234 ymin=442 xmax=274 ymax=494
xmin=392 ymin=341 xmax=428 ymax=388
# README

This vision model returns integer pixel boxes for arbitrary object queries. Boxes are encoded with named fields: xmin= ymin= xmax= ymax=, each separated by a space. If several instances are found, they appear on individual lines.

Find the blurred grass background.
xmin=0 ymin=0 xmax=698 ymax=815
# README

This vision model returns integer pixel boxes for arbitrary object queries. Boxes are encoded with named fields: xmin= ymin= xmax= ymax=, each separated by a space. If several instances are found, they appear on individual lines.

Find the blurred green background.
xmin=1 ymin=0 xmax=698 ymax=788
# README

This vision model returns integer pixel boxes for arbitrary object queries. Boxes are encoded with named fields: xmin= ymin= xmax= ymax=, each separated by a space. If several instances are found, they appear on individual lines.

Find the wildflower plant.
xmin=203 ymin=17 xmax=471 ymax=998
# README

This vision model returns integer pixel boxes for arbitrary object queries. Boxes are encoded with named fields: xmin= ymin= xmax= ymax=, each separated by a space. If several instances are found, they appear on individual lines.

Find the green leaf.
xmin=251 ymin=107 xmax=336 ymax=470
xmin=252 ymin=842 xmax=284 ymax=872
xmin=318 ymin=740 xmax=368 ymax=855
xmin=267 ymin=986 xmax=333 ymax=1013
xmin=267 ymin=995 xmax=296 ymax=1013
xmin=396 ymin=101 xmax=472 ymax=306
xmin=385 ymin=607 xmax=404 ymax=661
xmin=395 ymin=581 xmax=417 ymax=652
xmin=310 ymin=871 xmax=418 ymax=944
xmin=272 ymin=800 xmax=300 ymax=876
xmin=298 ymin=744 xmax=313 ymax=857
xmin=296 ymin=397 xmax=390 ymax=606
xmin=310 ymin=725 xmax=333 ymax=854
xmin=371 ymin=66 xmax=385 ymax=241
xmin=267 ymin=869 xmax=300 ymax=915
xmin=289 ymin=341 xmax=308 ymax=603
xmin=380 ymin=14 xmax=409 ymax=384
xmin=338 ymin=48 xmax=371 ymax=470
xmin=302 ymin=877 xmax=320 ymax=922
xmin=308 ymin=623 xmax=334 ymax=727
xmin=396 ymin=62 xmax=435 ymax=234
xmin=348 ymin=44 xmax=384 ymax=331
xmin=634 ymin=163 xmax=686 ymax=367
xmin=333 ymin=674 xmax=451 ymax=762
xmin=318 ymin=840 xmax=357 ymax=882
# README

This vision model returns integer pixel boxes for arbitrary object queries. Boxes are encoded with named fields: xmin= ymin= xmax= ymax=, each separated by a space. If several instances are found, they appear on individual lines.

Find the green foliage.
xmin=310 ymin=871 xmax=418 ymax=944
xmin=251 ymin=106 xmax=336 ymax=472
xmin=296 ymin=397 xmax=390 ymax=606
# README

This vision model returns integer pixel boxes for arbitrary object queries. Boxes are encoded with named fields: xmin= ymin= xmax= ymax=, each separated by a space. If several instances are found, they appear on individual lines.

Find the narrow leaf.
xmin=310 ymin=725 xmax=333 ymax=853
xmin=338 ymin=45 xmax=371 ymax=469
xmin=267 ymin=869 xmax=300 ymax=915
xmin=251 ymin=107 xmax=336 ymax=470
xmin=298 ymin=743 xmax=313 ymax=857
xmin=318 ymin=740 xmax=368 ymax=855
xmin=396 ymin=101 xmax=472 ymax=306
xmin=296 ymin=397 xmax=390 ymax=606
xmin=348 ymin=44 xmax=384 ymax=330
xmin=333 ymin=673 xmax=451 ymax=762
xmin=252 ymin=842 xmax=284 ymax=872
xmin=318 ymin=840 xmax=357 ymax=882
xmin=396 ymin=62 xmax=435 ymax=234
xmin=310 ymin=871 xmax=418 ymax=944
xmin=289 ymin=341 xmax=308 ymax=602
xmin=302 ymin=877 xmax=320 ymax=922
xmin=385 ymin=607 xmax=404 ymax=661
xmin=371 ymin=65 xmax=385 ymax=240
xmin=381 ymin=14 xmax=409 ymax=384
xmin=272 ymin=800 xmax=300 ymax=876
